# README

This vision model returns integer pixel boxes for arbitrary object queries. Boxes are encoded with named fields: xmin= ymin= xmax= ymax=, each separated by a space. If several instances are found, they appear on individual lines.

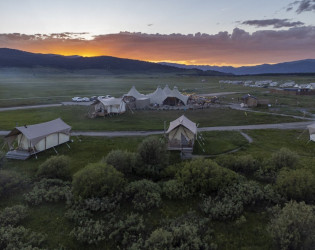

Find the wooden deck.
xmin=6 ymin=150 xmax=31 ymax=160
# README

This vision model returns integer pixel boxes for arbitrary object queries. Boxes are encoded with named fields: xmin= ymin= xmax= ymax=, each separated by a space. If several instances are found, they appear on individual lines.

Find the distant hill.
xmin=0 ymin=48 xmax=228 ymax=75
xmin=160 ymin=59 xmax=315 ymax=75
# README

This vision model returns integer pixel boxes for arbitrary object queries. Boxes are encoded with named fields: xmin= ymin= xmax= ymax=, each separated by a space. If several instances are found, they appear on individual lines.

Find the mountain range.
xmin=0 ymin=48 xmax=227 ymax=76
xmin=159 ymin=59 xmax=315 ymax=75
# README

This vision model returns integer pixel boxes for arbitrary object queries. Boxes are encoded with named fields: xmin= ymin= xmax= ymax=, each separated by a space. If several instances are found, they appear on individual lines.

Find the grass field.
xmin=0 ymin=105 xmax=304 ymax=131
xmin=1 ymin=69 xmax=315 ymax=110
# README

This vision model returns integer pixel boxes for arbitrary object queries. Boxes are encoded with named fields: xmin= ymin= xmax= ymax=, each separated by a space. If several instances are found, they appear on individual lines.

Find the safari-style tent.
xmin=166 ymin=115 xmax=197 ymax=150
xmin=5 ymin=118 xmax=71 ymax=160
xmin=89 ymin=97 xmax=126 ymax=117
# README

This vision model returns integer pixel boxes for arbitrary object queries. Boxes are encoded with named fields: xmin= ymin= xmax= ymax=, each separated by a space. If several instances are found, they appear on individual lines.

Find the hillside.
xmin=0 ymin=48 xmax=228 ymax=75
xmin=160 ymin=59 xmax=315 ymax=75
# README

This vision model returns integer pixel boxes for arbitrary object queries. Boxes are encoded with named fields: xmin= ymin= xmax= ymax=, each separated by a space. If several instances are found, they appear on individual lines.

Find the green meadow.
xmin=1 ymin=71 xmax=315 ymax=249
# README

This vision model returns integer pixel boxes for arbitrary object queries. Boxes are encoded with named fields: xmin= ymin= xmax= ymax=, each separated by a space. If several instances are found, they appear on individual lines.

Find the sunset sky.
xmin=1 ymin=0 xmax=315 ymax=66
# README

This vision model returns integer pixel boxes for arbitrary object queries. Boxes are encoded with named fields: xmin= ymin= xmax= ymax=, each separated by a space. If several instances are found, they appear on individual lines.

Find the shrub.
xmin=217 ymin=154 xmax=258 ymax=175
xmin=276 ymin=168 xmax=315 ymax=202
xmin=201 ymin=181 xmax=281 ymax=221
xmin=271 ymin=148 xmax=299 ymax=169
xmin=104 ymin=150 xmax=136 ymax=174
xmin=135 ymin=137 xmax=169 ymax=177
xmin=72 ymin=162 xmax=125 ymax=199
xmin=37 ymin=155 xmax=71 ymax=181
xmin=24 ymin=179 xmax=71 ymax=205
xmin=176 ymin=159 xmax=240 ymax=195
xmin=161 ymin=179 xmax=188 ymax=199
xmin=0 ymin=225 xmax=46 ymax=249
xmin=201 ymin=196 xmax=244 ymax=221
xmin=126 ymin=179 xmax=162 ymax=211
xmin=268 ymin=201 xmax=315 ymax=250
xmin=70 ymin=219 xmax=106 ymax=245
xmin=0 ymin=205 xmax=28 ymax=226
xmin=109 ymin=213 xmax=145 ymax=248
xmin=145 ymin=213 xmax=216 ymax=250
xmin=0 ymin=170 xmax=23 ymax=197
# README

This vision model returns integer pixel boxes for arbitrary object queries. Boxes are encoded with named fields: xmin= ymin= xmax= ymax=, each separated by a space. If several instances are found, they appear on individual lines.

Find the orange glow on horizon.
xmin=10 ymin=47 xmax=281 ymax=67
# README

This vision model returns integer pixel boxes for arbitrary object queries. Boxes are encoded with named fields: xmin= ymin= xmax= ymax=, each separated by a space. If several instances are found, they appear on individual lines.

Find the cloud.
xmin=1 ymin=27 xmax=315 ymax=66
xmin=242 ymin=19 xmax=304 ymax=28
xmin=287 ymin=0 xmax=315 ymax=13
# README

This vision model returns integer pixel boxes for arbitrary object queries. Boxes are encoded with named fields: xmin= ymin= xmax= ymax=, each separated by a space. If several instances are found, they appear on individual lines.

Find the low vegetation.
xmin=1 ymin=128 xmax=315 ymax=249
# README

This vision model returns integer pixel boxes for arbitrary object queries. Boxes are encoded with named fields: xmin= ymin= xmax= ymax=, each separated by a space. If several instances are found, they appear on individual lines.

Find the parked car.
xmin=72 ymin=97 xmax=81 ymax=102
xmin=83 ymin=97 xmax=90 ymax=102
xmin=90 ymin=96 xmax=97 ymax=101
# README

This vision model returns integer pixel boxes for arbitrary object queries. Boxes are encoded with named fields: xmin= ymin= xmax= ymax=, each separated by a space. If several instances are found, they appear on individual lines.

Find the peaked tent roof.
xmin=163 ymin=85 xmax=172 ymax=96
xmin=170 ymin=86 xmax=189 ymax=105
xmin=125 ymin=86 xmax=145 ymax=99
xmin=166 ymin=115 xmax=197 ymax=134
xmin=147 ymin=86 xmax=167 ymax=105
xmin=5 ymin=118 xmax=71 ymax=146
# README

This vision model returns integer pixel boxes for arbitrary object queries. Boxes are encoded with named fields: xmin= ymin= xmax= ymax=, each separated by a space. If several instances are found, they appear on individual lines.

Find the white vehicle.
xmin=83 ymin=97 xmax=90 ymax=102
xmin=72 ymin=97 xmax=81 ymax=102
xmin=105 ymin=95 xmax=113 ymax=99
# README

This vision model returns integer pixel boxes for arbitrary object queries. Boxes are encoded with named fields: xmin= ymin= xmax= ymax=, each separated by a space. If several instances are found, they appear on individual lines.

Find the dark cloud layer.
xmin=1 ymin=27 xmax=315 ymax=65
xmin=287 ymin=0 xmax=315 ymax=13
xmin=242 ymin=19 xmax=304 ymax=28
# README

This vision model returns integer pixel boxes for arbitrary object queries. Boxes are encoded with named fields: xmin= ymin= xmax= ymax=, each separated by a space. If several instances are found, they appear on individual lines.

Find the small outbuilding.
xmin=5 ymin=118 xmax=71 ymax=160
xmin=307 ymin=123 xmax=315 ymax=142
xmin=166 ymin=115 xmax=197 ymax=150
xmin=241 ymin=94 xmax=258 ymax=107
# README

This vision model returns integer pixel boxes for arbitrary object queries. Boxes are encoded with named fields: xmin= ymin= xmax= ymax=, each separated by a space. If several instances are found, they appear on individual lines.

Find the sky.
xmin=0 ymin=0 xmax=315 ymax=66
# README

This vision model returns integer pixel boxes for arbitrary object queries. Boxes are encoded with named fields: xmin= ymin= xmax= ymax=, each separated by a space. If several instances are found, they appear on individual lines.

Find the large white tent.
xmin=307 ymin=123 xmax=315 ymax=142
xmin=123 ymin=85 xmax=189 ymax=106
xmin=5 ymin=118 xmax=71 ymax=159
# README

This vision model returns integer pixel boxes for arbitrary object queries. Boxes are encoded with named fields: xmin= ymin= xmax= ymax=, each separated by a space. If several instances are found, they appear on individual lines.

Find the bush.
xmin=271 ymin=148 xmax=299 ymax=169
xmin=161 ymin=179 xmax=188 ymax=199
xmin=0 ymin=225 xmax=46 ymax=249
xmin=276 ymin=168 xmax=315 ymax=202
xmin=176 ymin=159 xmax=240 ymax=195
xmin=24 ymin=179 xmax=71 ymax=205
xmin=0 ymin=170 xmax=23 ymax=197
xmin=109 ymin=213 xmax=145 ymax=248
xmin=268 ymin=201 xmax=315 ymax=250
xmin=126 ymin=179 xmax=162 ymax=211
xmin=72 ymin=162 xmax=125 ymax=199
xmin=217 ymin=154 xmax=258 ymax=175
xmin=0 ymin=205 xmax=28 ymax=226
xmin=104 ymin=150 xmax=136 ymax=174
xmin=201 ymin=181 xmax=281 ymax=221
xmin=37 ymin=155 xmax=71 ymax=181
xmin=135 ymin=137 xmax=169 ymax=177
xmin=145 ymin=213 xmax=216 ymax=250
xmin=70 ymin=219 xmax=106 ymax=245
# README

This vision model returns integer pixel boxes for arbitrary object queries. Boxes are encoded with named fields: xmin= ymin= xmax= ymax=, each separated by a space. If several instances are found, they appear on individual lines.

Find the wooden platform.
xmin=6 ymin=150 xmax=31 ymax=160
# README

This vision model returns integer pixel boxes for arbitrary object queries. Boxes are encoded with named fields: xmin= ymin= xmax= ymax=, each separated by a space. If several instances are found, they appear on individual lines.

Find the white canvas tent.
xmin=147 ymin=85 xmax=189 ymax=106
xmin=99 ymin=97 xmax=126 ymax=114
xmin=307 ymin=123 xmax=315 ymax=142
xmin=5 ymin=118 xmax=71 ymax=159
xmin=166 ymin=115 xmax=197 ymax=150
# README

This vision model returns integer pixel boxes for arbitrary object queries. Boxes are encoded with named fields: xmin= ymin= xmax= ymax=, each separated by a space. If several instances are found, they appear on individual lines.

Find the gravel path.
xmin=0 ymin=104 xmax=62 ymax=112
